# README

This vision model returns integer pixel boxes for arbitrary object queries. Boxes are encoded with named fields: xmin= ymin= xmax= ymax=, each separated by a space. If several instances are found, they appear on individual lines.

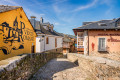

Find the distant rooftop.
xmin=73 ymin=18 xmax=120 ymax=30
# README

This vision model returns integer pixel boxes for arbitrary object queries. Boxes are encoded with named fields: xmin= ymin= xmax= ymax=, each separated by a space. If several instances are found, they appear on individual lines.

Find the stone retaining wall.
xmin=0 ymin=53 xmax=63 ymax=80
xmin=67 ymin=53 xmax=120 ymax=80
xmin=45 ymin=47 xmax=63 ymax=53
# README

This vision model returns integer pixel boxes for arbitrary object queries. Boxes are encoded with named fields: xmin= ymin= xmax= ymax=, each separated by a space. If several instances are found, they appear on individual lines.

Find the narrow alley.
xmin=31 ymin=58 xmax=93 ymax=80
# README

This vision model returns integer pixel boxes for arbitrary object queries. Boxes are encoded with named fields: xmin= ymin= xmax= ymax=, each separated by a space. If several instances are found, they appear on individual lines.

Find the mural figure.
xmin=0 ymin=17 xmax=25 ymax=55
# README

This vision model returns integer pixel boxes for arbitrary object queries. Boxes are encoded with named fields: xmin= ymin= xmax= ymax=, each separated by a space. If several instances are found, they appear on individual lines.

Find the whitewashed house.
xmin=30 ymin=17 xmax=63 ymax=53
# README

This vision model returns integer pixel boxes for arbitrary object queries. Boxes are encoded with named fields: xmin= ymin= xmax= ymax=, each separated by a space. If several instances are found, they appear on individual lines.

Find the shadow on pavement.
xmin=30 ymin=58 xmax=78 ymax=80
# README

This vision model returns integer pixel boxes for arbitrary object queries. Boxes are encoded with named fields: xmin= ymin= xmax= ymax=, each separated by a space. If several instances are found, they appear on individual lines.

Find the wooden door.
xmin=31 ymin=45 xmax=35 ymax=53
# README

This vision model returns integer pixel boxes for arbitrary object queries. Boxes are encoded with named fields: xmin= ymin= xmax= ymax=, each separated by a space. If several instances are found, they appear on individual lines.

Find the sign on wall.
xmin=98 ymin=34 xmax=120 ymax=36
xmin=108 ymin=37 xmax=120 ymax=42
xmin=98 ymin=34 xmax=120 ymax=42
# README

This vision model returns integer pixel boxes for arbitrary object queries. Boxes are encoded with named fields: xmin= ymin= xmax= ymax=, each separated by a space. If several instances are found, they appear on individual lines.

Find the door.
xmin=31 ymin=45 xmax=35 ymax=53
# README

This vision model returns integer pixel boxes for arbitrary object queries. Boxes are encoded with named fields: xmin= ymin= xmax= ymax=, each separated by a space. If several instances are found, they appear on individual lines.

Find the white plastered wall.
xmin=36 ymin=37 xmax=41 ymax=53
xmin=36 ymin=35 xmax=63 ymax=53
xmin=83 ymin=31 xmax=88 ymax=55
xmin=36 ymin=36 xmax=45 ymax=53
xmin=45 ymin=35 xmax=63 ymax=51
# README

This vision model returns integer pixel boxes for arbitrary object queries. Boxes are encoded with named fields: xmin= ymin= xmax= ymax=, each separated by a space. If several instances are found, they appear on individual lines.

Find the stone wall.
xmin=45 ymin=47 xmax=63 ymax=53
xmin=0 ymin=52 xmax=63 ymax=80
xmin=90 ymin=52 xmax=120 ymax=62
xmin=67 ymin=53 xmax=120 ymax=80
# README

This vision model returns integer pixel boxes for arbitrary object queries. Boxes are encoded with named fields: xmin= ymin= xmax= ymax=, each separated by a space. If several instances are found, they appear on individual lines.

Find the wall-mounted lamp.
xmin=39 ymin=35 xmax=45 ymax=42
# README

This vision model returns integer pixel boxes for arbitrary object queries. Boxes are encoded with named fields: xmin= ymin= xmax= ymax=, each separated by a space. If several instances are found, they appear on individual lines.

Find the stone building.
xmin=0 ymin=5 xmax=37 ymax=60
xmin=73 ymin=18 xmax=120 ymax=55
xmin=62 ymin=35 xmax=76 ymax=53
xmin=30 ymin=17 xmax=63 ymax=53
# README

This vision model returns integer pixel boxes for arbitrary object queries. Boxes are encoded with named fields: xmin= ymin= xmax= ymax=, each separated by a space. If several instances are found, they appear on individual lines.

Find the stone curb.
xmin=68 ymin=53 xmax=120 ymax=68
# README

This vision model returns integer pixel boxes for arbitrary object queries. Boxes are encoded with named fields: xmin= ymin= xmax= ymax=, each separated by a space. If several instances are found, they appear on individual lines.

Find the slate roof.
xmin=39 ymin=26 xmax=61 ymax=36
xmin=73 ymin=18 xmax=120 ymax=30
xmin=63 ymin=37 xmax=72 ymax=42
xmin=30 ymin=19 xmax=62 ymax=37
xmin=52 ymin=31 xmax=64 ymax=37
xmin=0 ymin=5 xmax=21 ymax=13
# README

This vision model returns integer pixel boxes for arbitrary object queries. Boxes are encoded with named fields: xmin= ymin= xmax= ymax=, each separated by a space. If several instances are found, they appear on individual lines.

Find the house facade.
xmin=62 ymin=35 xmax=76 ymax=53
xmin=73 ymin=18 xmax=120 ymax=55
xmin=30 ymin=17 xmax=63 ymax=53
xmin=0 ymin=5 xmax=36 ymax=60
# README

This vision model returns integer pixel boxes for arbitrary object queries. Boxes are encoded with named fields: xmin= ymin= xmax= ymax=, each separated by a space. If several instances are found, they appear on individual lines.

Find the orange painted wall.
xmin=88 ymin=30 xmax=120 ymax=54
xmin=0 ymin=8 xmax=36 ymax=60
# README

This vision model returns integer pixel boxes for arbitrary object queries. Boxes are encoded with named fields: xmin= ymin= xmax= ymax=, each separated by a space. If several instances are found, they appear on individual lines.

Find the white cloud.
xmin=1 ymin=0 xmax=20 ymax=6
xmin=54 ymin=22 xmax=60 ymax=25
xmin=53 ymin=0 xmax=67 ymax=13
xmin=74 ymin=0 xmax=98 ymax=12
xmin=53 ymin=5 xmax=61 ymax=13
xmin=100 ymin=0 xmax=113 ymax=6
xmin=100 ymin=0 xmax=114 ymax=16
xmin=24 ymin=8 xmax=46 ymax=20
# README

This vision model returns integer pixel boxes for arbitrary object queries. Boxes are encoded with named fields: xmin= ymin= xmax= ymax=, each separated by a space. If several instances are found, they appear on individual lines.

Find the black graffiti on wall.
xmin=0 ymin=17 xmax=34 ymax=55
xmin=0 ymin=18 xmax=25 ymax=43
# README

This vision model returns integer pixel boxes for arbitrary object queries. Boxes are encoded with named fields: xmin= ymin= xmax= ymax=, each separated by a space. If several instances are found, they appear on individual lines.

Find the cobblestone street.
xmin=31 ymin=58 xmax=93 ymax=80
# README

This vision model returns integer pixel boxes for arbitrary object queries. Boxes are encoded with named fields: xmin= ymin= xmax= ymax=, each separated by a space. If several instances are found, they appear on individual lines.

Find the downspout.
xmin=44 ymin=35 xmax=46 ymax=52
xmin=88 ymin=30 xmax=89 ymax=55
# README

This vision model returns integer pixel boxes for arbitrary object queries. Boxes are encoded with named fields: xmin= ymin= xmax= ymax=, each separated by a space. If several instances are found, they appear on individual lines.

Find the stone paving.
xmin=31 ymin=58 xmax=94 ymax=80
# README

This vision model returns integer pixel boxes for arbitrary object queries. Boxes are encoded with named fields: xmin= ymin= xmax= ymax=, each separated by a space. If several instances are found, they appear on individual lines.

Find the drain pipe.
xmin=88 ymin=30 xmax=89 ymax=55
xmin=44 ymin=35 xmax=46 ymax=52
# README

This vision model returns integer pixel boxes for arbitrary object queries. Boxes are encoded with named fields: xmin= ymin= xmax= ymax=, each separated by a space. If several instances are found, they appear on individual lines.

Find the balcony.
xmin=77 ymin=48 xmax=84 ymax=52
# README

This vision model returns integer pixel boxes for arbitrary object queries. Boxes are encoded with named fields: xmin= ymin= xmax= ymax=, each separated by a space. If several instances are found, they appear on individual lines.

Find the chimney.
xmin=113 ymin=18 xmax=116 ymax=20
xmin=40 ymin=17 xmax=44 ymax=23
xmin=30 ymin=16 xmax=36 ymax=28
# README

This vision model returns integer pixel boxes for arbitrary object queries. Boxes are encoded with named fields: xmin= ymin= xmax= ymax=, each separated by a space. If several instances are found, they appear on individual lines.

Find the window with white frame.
xmin=98 ymin=38 xmax=106 ymax=51
xmin=77 ymin=32 xmax=84 ymax=48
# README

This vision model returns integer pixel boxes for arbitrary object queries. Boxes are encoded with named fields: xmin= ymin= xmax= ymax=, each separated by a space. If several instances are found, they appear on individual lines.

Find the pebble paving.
xmin=31 ymin=58 xmax=93 ymax=80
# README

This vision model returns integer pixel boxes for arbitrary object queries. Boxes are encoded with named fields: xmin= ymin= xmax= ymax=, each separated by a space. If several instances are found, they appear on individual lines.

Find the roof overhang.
xmin=73 ymin=29 xmax=84 ymax=36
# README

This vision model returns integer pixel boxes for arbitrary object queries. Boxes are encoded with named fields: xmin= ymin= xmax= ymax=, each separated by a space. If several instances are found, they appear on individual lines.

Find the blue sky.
xmin=0 ymin=0 xmax=120 ymax=35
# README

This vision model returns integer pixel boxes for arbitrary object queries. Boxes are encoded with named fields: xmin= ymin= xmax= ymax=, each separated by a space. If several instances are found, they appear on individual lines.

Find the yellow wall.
xmin=0 ymin=8 xmax=36 ymax=60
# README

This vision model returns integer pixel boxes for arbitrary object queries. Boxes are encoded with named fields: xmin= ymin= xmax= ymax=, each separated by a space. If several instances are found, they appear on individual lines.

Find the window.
xmin=117 ymin=21 xmax=120 ymax=27
xmin=98 ymin=23 xmax=107 ymax=26
xmin=98 ymin=38 xmax=106 ymax=51
xmin=46 ymin=37 xmax=49 ymax=44
xmin=55 ymin=38 xmax=57 ymax=47
xmin=20 ymin=14 xmax=22 ymax=18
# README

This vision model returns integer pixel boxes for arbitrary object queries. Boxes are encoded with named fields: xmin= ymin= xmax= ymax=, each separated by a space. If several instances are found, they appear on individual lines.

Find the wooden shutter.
xmin=46 ymin=37 xmax=49 ymax=44
xmin=55 ymin=38 xmax=57 ymax=47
